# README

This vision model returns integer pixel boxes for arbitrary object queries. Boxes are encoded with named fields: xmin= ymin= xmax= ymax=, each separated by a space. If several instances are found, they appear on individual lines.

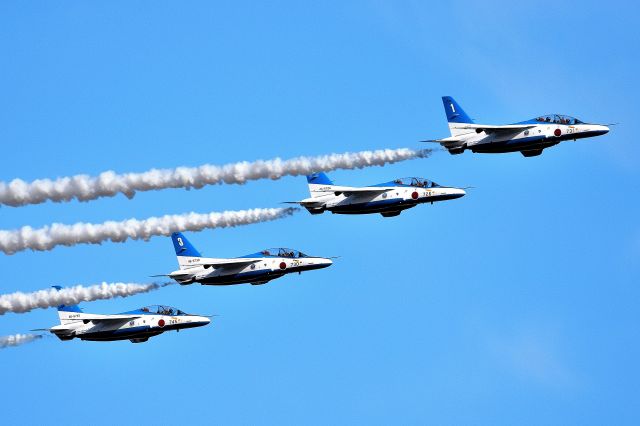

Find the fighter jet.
xmin=428 ymin=96 xmax=610 ymax=157
xmin=40 ymin=288 xmax=210 ymax=343
xmin=163 ymin=232 xmax=333 ymax=286
xmin=289 ymin=172 xmax=466 ymax=217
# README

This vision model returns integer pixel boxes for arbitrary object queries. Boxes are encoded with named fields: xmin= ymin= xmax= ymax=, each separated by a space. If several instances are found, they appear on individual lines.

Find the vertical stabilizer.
xmin=442 ymin=96 xmax=474 ymax=137
xmin=171 ymin=232 xmax=202 ymax=269
xmin=52 ymin=286 xmax=85 ymax=325
xmin=306 ymin=172 xmax=335 ymax=198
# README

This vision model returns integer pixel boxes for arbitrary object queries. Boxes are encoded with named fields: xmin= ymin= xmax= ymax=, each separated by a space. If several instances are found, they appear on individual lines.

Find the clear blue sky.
xmin=1 ymin=1 xmax=638 ymax=425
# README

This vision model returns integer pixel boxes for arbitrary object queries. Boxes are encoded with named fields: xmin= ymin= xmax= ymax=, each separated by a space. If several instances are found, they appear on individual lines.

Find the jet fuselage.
xmin=297 ymin=175 xmax=466 ymax=218
xmin=168 ymin=233 xmax=333 ymax=286
xmin=435 ymin=97 xmax=609 ymax=157
xmin=169 ymin=254 xmax=333 ymax=286
xmin=315 ymin=185 xmax=465 ymax=216
xmin=50 ymin=304 xmax=210 ymax=344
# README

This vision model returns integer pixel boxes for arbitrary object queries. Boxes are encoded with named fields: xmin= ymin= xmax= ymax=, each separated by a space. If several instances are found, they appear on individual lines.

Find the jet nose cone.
xmin=312 ymin=258 xmax=333 ymax=270
xmin=592 ymin=125 xmax=609 ymax=136
xmin=321 ymin=258 xmax=333 ymax=268
xmin=453 ymin=188 xmax=466 ymax=199
xmin=196 ymin=316 xmax=211 ymax=326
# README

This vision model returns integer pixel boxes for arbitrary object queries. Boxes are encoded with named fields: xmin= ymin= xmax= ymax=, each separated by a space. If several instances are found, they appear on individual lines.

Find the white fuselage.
xmin=169 ymin=255 xmax=333 ymax=285
xmin=51 ymin=313 xmax=210 ymax=342
xmin=449 ymin=122 xmax=609 ymax=154
xmin=302 ymin=184 xmax=466 ymax=216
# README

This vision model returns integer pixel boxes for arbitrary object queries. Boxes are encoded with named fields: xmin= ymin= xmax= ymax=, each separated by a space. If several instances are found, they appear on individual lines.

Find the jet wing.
xmin=188 ymin=258 xmax=262 ymax=269
xmin=326 ymin=186 xmax=389 ymax=196
xmin=89 ymin=316 xmax=142 ymax=325
xmin=423 ymin=125 xmax=537 ymax=146
xmin=205 ymin=260 xmax=261 ymax=269
xmin=454 ymin=124 xmax=536 ymax=134
xmin=51 ymin=315 xmax=142 ymax=327
xmin=84 ymin=314 xmax=141 ymax=320
xmin=73 ymin=315 xmax=142 ymax=323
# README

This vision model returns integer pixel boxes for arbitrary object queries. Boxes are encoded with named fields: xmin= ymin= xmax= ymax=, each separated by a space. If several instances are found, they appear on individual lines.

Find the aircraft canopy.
xmin=252 ymin=248 xmax=309 ymax=258
xmin=534 ymin=114 xmax=583 ymax=125
xmin=138 ymin=305 xmax=188 ymax=316
xmin=387 ymin=177 xmax=441 ymax=188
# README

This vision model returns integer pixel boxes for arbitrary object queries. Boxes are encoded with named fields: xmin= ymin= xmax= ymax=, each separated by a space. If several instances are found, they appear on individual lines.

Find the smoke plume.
xmin=0 ymin=148 xmax=432 ymax=207
xmin=0 ymin=207 xmax=296 ymax=255
xmin=0 ymin=282 xmax=166 ymax=315
xmin=0 ymin=333 xmax=43 ymax=349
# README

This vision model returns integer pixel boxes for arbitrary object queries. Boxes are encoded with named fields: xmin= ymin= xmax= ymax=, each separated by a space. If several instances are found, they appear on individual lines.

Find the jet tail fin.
xmin=442 ymin=96 xmax=475 ymax=140
xmin=51 ymin=286 xmax=85 ymax=325
xmin=306 ymin=172 xmax=335 ymax=198
xmin=442 ymin=96 xmax=473 ymax=124
xmin=171 ymin=232 xmax=202 ymax=269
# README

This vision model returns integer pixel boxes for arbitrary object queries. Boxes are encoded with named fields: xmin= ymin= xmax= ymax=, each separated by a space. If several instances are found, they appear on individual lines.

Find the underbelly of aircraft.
xmin=80 ymin=327 xmax=163 ymax=341
xmin=199 ymin=270 xmax=285 ymax=285
xmin=471 ymin=137 xmax=559 ymax=153
xmin=329 ymin=199 xmax=416 ymax=214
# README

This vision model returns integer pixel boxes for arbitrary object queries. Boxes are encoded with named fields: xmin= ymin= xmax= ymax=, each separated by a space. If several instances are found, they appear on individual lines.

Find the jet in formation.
xmin=289 ymin=172 xmax=466 ymax=217
xmin=163 ymin=232 xmax=333 ymax=286
xmin=428 ymin=96 xmax=610 ymax=157
xmin=39 ymin=288 xmax=210 ymax=343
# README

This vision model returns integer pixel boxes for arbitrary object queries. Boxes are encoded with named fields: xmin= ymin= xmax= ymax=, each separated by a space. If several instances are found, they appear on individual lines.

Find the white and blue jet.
xmin=429 ymin=96 xmax=610 ymax=157
xmin=289 ymin=172 xmax=466 ymax=218
xmin=41 ymin=289 xmax=210 ymax=344
xmin=164 ymin=232 xmax=333 ymax=286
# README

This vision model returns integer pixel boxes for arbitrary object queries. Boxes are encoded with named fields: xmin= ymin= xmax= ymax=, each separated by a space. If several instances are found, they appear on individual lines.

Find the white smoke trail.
xmin=0 ymin=148 xmax=432 ymax=207
xmin=0 ymin=282 xmax=167 ymax=315
xmin=0 ymin=207 xmax=296 ymax=255
xmin=0 ymin=333 xmax=43 ymax=349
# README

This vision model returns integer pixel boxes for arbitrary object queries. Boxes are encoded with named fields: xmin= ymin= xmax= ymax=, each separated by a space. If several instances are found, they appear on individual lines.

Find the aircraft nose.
xmin=197 ymin=316 xmax=211 ymax=326
xmin=452 ymin=188 xmax=466 ymax=199
xmin=592 ymin=125 xmax=609 ymax=136
xmin=321 ymin=258 xmax=333 ymax=268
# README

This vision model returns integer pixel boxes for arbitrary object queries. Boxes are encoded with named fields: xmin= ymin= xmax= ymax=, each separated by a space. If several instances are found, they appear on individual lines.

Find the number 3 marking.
xmin=177 ymin=237 xmax=184 ymax=246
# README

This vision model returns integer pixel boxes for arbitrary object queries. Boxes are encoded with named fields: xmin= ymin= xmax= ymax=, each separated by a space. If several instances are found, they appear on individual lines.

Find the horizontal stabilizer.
xmin=422 ymin=137 xmax=466 ymax=148
xmin=422 ymin=137 xmax=464 ymax=144
xmin=283 ymin=200 xmax=326 ymax=207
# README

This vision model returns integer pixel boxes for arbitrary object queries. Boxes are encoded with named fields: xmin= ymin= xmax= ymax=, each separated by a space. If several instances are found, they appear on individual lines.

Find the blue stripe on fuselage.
xmin=79 ymin=325 xmax=156 ymax=341
xmin=329 ymin=198 xmax=414 ymax=214
xmin=198 ymin=269 xmax=284 ymax=285
xmin=329 ymin=192 xmax=463 ymax=214
xmin=471 ymin=135 xmax=553 ymax=153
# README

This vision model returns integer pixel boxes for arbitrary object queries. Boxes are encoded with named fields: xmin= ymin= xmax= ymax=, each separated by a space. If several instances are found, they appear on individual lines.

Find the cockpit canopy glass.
xmin=258 ymin=248 xmax=308 ymax=258
xmin=139 ymin=305 xmax=187 ymax=316
xmin=391 ymin=177 xmax=441 ymax=188
xmin=534 ymin=114 xmax=583 ymax=125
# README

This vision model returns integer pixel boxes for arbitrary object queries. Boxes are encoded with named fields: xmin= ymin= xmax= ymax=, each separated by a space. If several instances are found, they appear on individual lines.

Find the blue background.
xmin=1 ymin=1 xmax=638 ymax=424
